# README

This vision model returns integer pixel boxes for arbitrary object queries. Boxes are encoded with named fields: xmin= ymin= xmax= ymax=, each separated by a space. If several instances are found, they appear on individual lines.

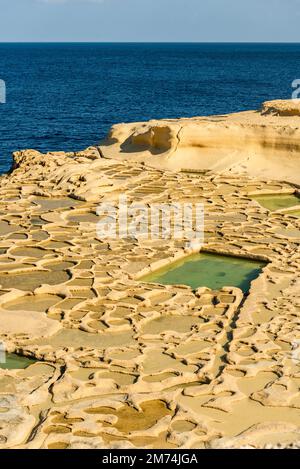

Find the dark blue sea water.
xmin=0 ymin=43 xmax=300 ymax=173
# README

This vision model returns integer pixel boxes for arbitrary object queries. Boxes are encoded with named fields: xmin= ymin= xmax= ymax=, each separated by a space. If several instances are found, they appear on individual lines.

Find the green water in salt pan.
xmin=286 ymin=210 xmax=300 ymax=218
xmin=252 ymin=194 xmax=300 ymax=212
xmin=142 ymin=253 xmax=266 ymax=293
xmin=0 ymin=353 xmax=35 ymax=370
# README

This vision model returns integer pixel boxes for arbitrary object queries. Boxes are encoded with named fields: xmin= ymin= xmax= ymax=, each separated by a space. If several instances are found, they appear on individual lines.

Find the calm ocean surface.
xmin=0 ymin=42 xmax=300 ymax=173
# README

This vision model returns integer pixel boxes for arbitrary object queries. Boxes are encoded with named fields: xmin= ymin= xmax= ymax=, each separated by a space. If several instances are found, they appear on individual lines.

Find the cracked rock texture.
xmin=0 ymin=100 xmax=299 ymax=449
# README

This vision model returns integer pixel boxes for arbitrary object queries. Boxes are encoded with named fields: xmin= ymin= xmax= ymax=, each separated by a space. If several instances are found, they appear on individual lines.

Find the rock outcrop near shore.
xmin=261 ymin=99 xmax=300 ymax=116
xmin=100 ymin=100 xmax=300 ymax=184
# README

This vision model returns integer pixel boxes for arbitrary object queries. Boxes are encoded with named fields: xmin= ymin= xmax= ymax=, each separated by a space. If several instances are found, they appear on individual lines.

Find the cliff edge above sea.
xmin=99 ymin=100 xmax=300 ymax=185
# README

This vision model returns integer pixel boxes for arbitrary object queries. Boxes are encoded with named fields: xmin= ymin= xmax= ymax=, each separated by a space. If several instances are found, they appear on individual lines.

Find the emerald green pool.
xmin=0 ymin=353 xmax=35 ymax=370
xmin=252 ymin=194 xmax=300 ymax=212
xmin=142 ymin=253 xmax=266 ymax=293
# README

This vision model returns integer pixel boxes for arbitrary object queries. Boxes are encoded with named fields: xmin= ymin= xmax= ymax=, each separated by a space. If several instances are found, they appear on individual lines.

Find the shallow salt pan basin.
xmin=252 ymin=194 xmax=300 ymax=212
xmin=3 ymin=294 xmax=61 ymax=312
xmin=32 ymin=197 xmax=82 ymax=210
xmin=32 ymin=328 xmax=135 ymax=349
xmin=0 ymin=270 xmax=71 ymax=291
xmin=0 ymin=262 xmax=74 ymax=291
xmin=67 ymin=212 xmax=99 ymax=223
xmin=0 ymin=353 xmax=36 ymax=370
xmin=141 ymin=253 xmax=266 ymax=293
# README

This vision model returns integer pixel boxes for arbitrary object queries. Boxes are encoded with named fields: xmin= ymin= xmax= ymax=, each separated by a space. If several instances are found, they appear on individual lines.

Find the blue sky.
xmin=0 ymin=0 xmax=300 ymax=42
